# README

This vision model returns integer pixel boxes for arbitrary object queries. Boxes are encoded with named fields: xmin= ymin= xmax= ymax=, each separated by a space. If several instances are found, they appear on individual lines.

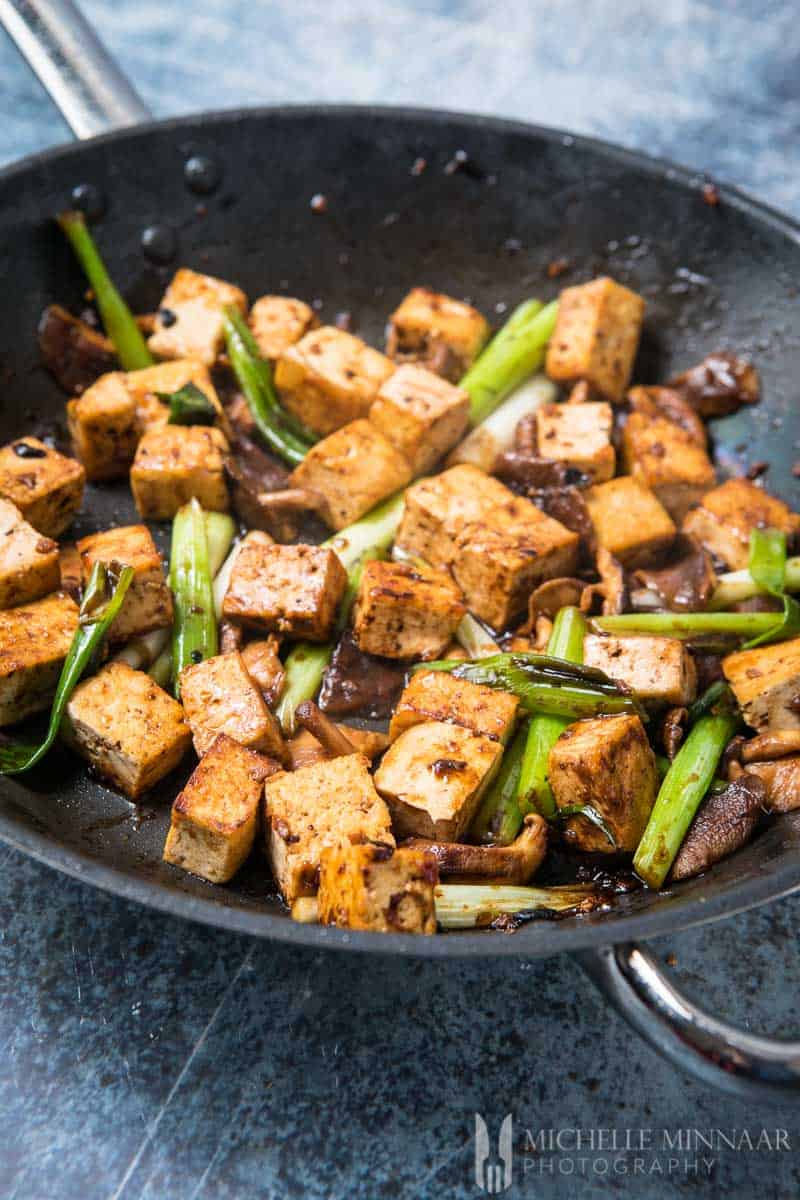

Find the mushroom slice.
xmin=670 ymin=775 xmax=765 ymax=881
xmin=403 ymin=813 xmax=547 ymax=885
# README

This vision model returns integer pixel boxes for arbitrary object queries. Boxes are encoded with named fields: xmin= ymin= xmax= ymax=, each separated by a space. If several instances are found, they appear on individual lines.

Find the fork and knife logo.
xmin=475 ymin=1113 xmax=514 ymax=1193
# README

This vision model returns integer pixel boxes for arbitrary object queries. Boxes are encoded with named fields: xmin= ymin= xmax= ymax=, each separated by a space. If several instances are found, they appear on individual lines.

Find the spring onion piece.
xmin=170 ymin=499 xmax=217 ymax=695
xmin=686 ymin=679 xmax=734 ymax=725
xmin=447 ymin=374 xmax=557 ymax=471
xmin=56 ymin=210 xmax=153 ymax=370
xmin=160 ymin=381 xmax=217 ymax=426
xmin=112 ymin=628 xmax=170 ymax=673
xmin=633 ymin=712 xmax=739 ymax=889
xmin=455 ymin=612 xmax=500 ymax=659
xmin=593 ymin=610 xmax=787 ymax=640
xmin=0 ymin=562 xmax=134 ymax=774
xmin=434 ymin=883 xmax=604 ymax=929
xmin=148 ymin=647 xmax=173 ymax=689
xmin=203 ymin=512 xmax=236 ymax=579
xmin=710 ymin=556 xmax=800 ymax=610
xmin=470 ymin=721 xmax=529 ymax=845
xmin=748 ymin=527 xmax=787 ymax=596
xmin=460 ymin=300 xmax=559 ymax=425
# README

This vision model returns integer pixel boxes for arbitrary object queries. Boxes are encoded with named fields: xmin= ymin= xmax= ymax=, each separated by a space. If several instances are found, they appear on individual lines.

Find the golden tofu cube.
xmin=744 ymin=757 xmax=800 ymax=813
xmin=77 ymin=524 xmax=173 ymax=643
xmin=223 ymin=540 xmax=347 ymax=641
xmin=163 ymin=734 xmax=278 ymax=882
xmin=249 ymin=295 xmax=318 ymax=360
xmin=264 ymin=753 xmax=394 ymax=902
xmin=723 ymin=638 xmax=800 ymax=731
xmin=621 ymin=411 xmax=715 ymax=522
xmin=545 ymin=276 xmax=645 ymax=402
xmin=0 ymin=593 xmax=78 ymax=725
xmin=289 ymin=419 xmax=412 ymax=531
xmin=682 ymin=479 xmax=800 ymax=570
xmin=63 ymin=662 xmax=191 ymax=798
xmin=124 ymin=358 xmax=224 ymax=434
xmin=369 ymin=364 xmax=470 ymax=475
xmin=179 ymin=651 xmax=286 ymax=759
xmin=130 ymin=425 xmax=229 ymax=520
xmin=549 ymin=714 xmax=658 ymax=853
xmin=584 ymin=476 xmax=676 ymax=567
xmin=275 ymin=326 xmax=394 ymax=436
xmin=0 ymin=499 xmax=60 ymax=609
xmin=240 ymin=636 xmax=285 ymax=705
xmin=352 ymin=559 xmax=466 ymax=661
xmin=583 ymin=634 xmax=697 ymax=706
xmin=535 ymin=401 xmax=615 ymax=482
xmin=390 ymin=669 xmax=518 ymax=744
xmin=374 ymin=719 xmax=501 ymax=840
xmin=395 ymin=465 xmax=514 ymax=569
xmin=148 ymin=268 xmax=247 ymax=365
xmin=66 ymin=371 xmax=138 ymax=480
xmin=0 ymin=438 xmax=85 ymax=538
xmin=318 ymin=842 xmax=438 ymax=933
xmin=386 ymin=288 xmax=490 ymax=381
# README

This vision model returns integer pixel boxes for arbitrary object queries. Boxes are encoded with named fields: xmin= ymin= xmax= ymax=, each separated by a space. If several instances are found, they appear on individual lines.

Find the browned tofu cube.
xmin=386 ymin=288 xmax=490 ymax=381
xmin=369 ymin=365 xmax=470 ymax=475
xmin=264 ymin=753 xmax=394 ymax=902
xmin=0 ymin=499 xmax=60 ymax=609
xmin=223 ymin=540 xmax=347 ymax=641
xmin=163 ymin=734 xmax=278 ymax=882
xmin=240 ymin=636 xmax=285 ymax=705
xmin=584 ymin=476 xmax=676 ymax=567
xmin=0 ymin=438 xmax=85 ymax=538
xmin=390 ymin=669 xmax=518 ymax=743
xmin=289 ymin=419 xmax=412 ymax=530
xmin=621 ymin=412 xmax=715 ymax=522
xmin=723 ymin=638 xmax=800 ymax=731
xmin=0 ymin=593 xmax=78 ymax=725
xmin=545 ymin=276 xmax=645 ymax=402
xmin=682 ymin=479 xmax=800 ymax=570
xmin=352 ymin=559 xmax=465 ymax=661
xmin=62 ymin=662 xmax=191 ymax=798
xmin=583 ymin=634 xmax=697 ymax=706
xmin=395 ymin=465 xmax=519 ymax=569
xmin=318 ymin=842 xmax=438 ymax=933
xmin=744 ymin=757 xmax=800 ymax=812
xmin=130 ymin=425 xmax=229 ymax=520
xmin=148 ymin=268 xmax=248 ymax=365
xmin=66 ymin=371 xmax=138 ymax=480
xmin=549 ymin=714 xmax=658 ymax=853
xmin=179 ymin=651 xmax=286 ymax=759
xmin=77 ymin=524 xmax=173 ymax=643
xmin=248 ymin=295 xmax=318 ymax=360
xmin=124 ymin=358 xmax=224 ymax=434
xmin=275 ymin=326 xmax=394 ymax=436
xmin=535 ymin=401 xmax=615 ymax=482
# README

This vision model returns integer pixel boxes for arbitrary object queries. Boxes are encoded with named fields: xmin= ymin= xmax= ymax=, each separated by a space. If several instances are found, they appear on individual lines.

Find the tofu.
xmin=222 ymin=540 xmax=347 ymax=641
xmin=249 ymin=295 xmax=318 ymax=360
xmin=369 ymin=364 xmax=470 ymax=475
xmin=744 ymin=758 xmax=800 ymax=813
xmin=352 ymin=559 xmax=466 ymax=661
xmin=124 ymin=358 xmax=224 ymax=434
xmin=545 ymin=276 xmax=645 ymax=402
xmin=374 ymin=720 xmax=501 ymax=840
xmin=583 ymin=634 xmax=697 ymax=706
xmin=723 ymin=638 xmax=800 ymax=731
xmin=264 ymin=753 xmax=394 ymax=902
xmin=584 ymin=476 xmax=676 ymax=567
xmin=0 ymin=438 xmax=85 ymax=538
xmin=386 ymin=288 xmax=490 ymax=381
xmin=535 ymin=401 xmax=615 ymax=482
xmin=682 ymin=479 xmax=800 ymax=570
xmin=67 ymin=371 xmax=138 ymax=480
xmin=390 ymin=669 xmax=518 ymax=744
xmin=163 ymin=734 xmax=278 ymax=882
xmin=241 ymin=636 xmax=285 ymax=705
xmin=621 ymin=411 xmax=715 ymax=522
xmin=289 ymin=419 xmax=412 ymax=530
xmin=275 ymin=326 xmax=394 ymax=436
xmin=318 ymin=842 xmax=438 ymax=934
xmin=130 ymin=424 xmax=230 ymax=520
xmin=62 ymin=662 xmax=191 ymax=798
xmin=77 ymin=525 xmax=173 ymax=643
xmin=549 ymin=714 xmax=658 ymax=853
xmin=148 ymin=268 xmax=248 ymax=365
xmin=0 ymin=499 xmax=60 ymax=609
xmin=0 ymin=593 xmax=78 ymax=726
xmin=179 ymin=651 xmax=287 ymax=759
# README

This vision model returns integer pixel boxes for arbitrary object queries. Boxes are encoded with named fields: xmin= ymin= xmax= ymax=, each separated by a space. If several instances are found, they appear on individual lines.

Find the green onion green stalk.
xmin=460 ymin=299 xmax=558 ymax=426
xmin=170 ymin=499 xmax=218 ymax=695
xmin=470 ymin=720 xmax=529 ymax=845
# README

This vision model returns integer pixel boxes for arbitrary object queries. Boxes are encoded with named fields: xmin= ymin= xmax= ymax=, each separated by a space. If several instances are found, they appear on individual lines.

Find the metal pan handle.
xmin=578 ymin=942 xmax=800 ymax=1099
xmin=0 ymin=0 xmax=151 ymax=139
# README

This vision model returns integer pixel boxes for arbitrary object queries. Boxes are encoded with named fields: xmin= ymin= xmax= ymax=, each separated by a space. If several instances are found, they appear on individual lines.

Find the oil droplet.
xmin=184 ymin=155 xmax=221 ymax=194
xmin=141 ymin=224 xmax=177 ymax=264
xmin=70 ymin=182 xmax=105 ymax=221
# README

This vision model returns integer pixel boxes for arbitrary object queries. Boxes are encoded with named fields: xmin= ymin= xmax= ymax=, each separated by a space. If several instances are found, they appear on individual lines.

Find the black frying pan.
xmin=3 ymin=0 xmax=800 ymax=1099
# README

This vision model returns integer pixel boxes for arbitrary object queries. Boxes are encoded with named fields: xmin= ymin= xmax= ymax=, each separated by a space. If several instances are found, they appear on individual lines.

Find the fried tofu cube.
xmin=584 ymin=476 xmax=676 ymax=567
xmin=386 ymin=288 xmax=490 ymax=381
xmin=369 ymin=364 xmax=470 ymax=475
xmin=723 ymin=638 xmax=800 ymax=731
xmin=0 ymin=499 xmax=60 ymax=609
xmin=223 ymin=540 xmax=347 ymax=641
xmin=0 ymin=438 xmax=85 ymax=538
xmin=163 ymin=734 xmax=278 ymax=882
xmin=248 ymin=295 xmax=318 ymax=360
xmin=148 ymin=268 xmax=247 ymax=365
xmin=130 ymin=425 xmax=229 ymax=520
xmin=583 ymin=634 xmax=697 ymax=706
xmin=395 ymin=465 xmax=518 ymax=569
xmin=549 ymin=713 xmax=658 ymax=853
xmin=390 ymin=669 xmax=518 ymax=743
xmin=289 ymin=419 xmax=412 ymax=530
xmin=535 ymin=401 xmax=615 ymax=482
xmin=744 ymin=757 xmax=800 ymax=813
xmin=318 ymin=842 xmax=438 ymax=934
xmin=62 ymin=662 xmax=191 ymax=798
xmin=682 ymin=479 xmax=800 ymax=570
xmin=621 ymin=412 xmax=715 ymax=522
xmin=124 ymin=358 xmax=224 ymax=434
xmin=77 ymin=524 xmax=172 ymax=643
xmin=545 ymin=276 xmax=645 ymax=402
xmin=352 ymin=559 xmax=466 ymax=661
xmin=179 ymin=651 xmax=286 ymax=759
xmin=275 ymin=326 xmax=394 ymax=436
xmin=66 ymin=371 xmax=138 ymax=480
xmin=374 ymin=720 xmax=501 ymax=840
xmin=0 ymin=593 xmax=78 ymax=725
xmin=264 ymin=753 xmax=394 ymax=902
xmin=240 ymin=636 xmax=285 ymax=705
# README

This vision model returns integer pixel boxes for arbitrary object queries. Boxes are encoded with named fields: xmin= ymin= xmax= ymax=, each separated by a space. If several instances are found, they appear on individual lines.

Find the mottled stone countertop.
xmin=1 ymin=2 xmax=800 ymax=1197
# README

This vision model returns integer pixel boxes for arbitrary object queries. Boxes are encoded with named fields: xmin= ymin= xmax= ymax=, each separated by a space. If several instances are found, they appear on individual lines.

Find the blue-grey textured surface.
xmin=2 ymin=2 xmax=800 ymax=1197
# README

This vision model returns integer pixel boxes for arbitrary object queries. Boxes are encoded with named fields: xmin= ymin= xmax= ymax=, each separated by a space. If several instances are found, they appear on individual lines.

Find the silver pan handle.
xmin=0 ymin=0 xmax=151 ymax=138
